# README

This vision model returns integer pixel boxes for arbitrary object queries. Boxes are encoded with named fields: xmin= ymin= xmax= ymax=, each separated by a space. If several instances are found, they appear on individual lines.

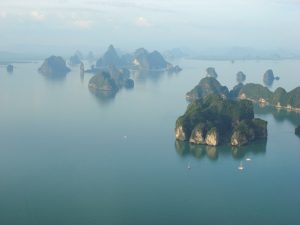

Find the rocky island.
xmin=263 ymin=69 xmax=279 ymax=86
xmin=206 ymin=67 xmax=218 ymax=78
xmin=296 ymin=126 xmax=300 ymax=136
xmin=88 ymin=66 xmax=134 ymax=100
xmin=236 ymin=71 xmax=246 ymax=83
xmin=38 ymin=56 xmax=71 ymax=76
xmin=176 ymin=94 xmax=267 ymax=146
xmin=69 ymin=54 xmax=81 ymax=66
xmin=94 ymin=45 xmax=181 ymax=73
xmin=239 ymin=83 xmax=300 ymax=112
xmin=6 ymin=64 xmax=14 ymax=73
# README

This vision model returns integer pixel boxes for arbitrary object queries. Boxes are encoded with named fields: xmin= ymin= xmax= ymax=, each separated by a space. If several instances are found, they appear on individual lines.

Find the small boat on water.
xmin=246 ymin=157 xmax=251 ymax=161
xmin=238 ymin=162 xmax=244 ymax=171
xmin=187 ymin=163 xmax=191 ymax=170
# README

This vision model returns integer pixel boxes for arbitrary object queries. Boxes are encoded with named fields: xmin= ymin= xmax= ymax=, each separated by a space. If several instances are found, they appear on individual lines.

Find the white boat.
xmin=238 ymin=162 xmax=244 ymax=171
xmin=246 ymin=157 xmax=251 ymax=161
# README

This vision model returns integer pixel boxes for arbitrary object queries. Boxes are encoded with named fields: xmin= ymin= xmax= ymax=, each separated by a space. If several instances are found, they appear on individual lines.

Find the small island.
xmin=176 ymin=94 xmax=267 ymax=146
xmin=38 ymin=56 xmax=71 ymax=76
xmin=7 ymin=64 xmax=14 ymax=73
xmin=236 ymin=71 xmax=246 ymax=83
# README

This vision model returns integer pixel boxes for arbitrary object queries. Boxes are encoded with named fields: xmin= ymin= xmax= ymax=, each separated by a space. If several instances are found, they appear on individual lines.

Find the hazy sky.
xmin=0 ymin=0 xmax=300 ymax=54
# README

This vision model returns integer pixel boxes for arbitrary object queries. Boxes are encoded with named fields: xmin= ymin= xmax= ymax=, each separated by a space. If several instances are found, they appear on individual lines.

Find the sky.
xmin=0 ymin=0 xmax=300 ymax=55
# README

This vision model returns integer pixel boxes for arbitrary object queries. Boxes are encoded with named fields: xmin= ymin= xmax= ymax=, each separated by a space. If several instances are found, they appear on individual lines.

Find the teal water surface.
xmin=0 ymin=59 xmax=299 ymax=225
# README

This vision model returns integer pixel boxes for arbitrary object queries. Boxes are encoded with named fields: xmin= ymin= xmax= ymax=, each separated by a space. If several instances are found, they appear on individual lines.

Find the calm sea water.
xmin=0 ymin=59 xmax=299 ymax=225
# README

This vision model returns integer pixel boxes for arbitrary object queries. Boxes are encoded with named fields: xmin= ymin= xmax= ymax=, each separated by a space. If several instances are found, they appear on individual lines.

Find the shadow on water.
xmin=175 ymin=140 xmax=267 ymax=161
xmin=88 ymin=86 xmax=116 ymax=105
xmin=41 ymin=72 xmax=68 ymax=82
xmin=131 ymin=70 xmax=165 ymax=83
xmin=254 ymin=104 xmax=300 ymax=127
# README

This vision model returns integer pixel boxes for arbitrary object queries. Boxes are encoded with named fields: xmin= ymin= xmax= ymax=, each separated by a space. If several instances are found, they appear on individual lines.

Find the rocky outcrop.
xmin=236 ymin=71 xmax=246 ymax=83
xmin=231 ymin=119 xmax=267 ymax=146
xmin=239 ymin=84 xmax=300 ymax=112
xmin=176 ymin=94 xmax=267 ymax=146
xmin=38 ymin=56 xmax=71 ymax=76
xmin=186 ymin=77 xmax=229 ymax=101
xmin=263 ymin=69 xmax=279 ymax=86
xmin=95 ymin=45 xmax=182 ymax=74
xmin=132 ymin=48 xmax=174 ymax=71
xmin=189 ymin=123 xmax=206 ymax=144
xmin=6 ymin=64 xmax=13 ymax=73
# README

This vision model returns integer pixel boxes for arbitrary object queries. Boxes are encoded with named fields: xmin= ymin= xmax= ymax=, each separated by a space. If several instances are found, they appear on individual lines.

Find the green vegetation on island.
xmin=6 ymin=64 xmax=14 ymax=73
xmin=88 ymin=66 xmax=134 ymax=100
xmin=94 ymin=45 xmax=182 ymax=73
xmin=176 ymin=94 xmax=267 ymax=146
xmin=263 ymin=69 xmax=279 ymax=86
xmin=239 ymin=83 xmax=300 ymax=111
xmin=186 ymin=77 xmax=229 ymax=101
xmin=187 ymin=76 xmax=300 ymax=112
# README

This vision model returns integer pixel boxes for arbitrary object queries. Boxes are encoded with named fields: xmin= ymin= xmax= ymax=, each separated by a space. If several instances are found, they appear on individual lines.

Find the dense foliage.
xmin=186 ymin=77 xmax=229 ymax=100
xmin=176 ymin=94 xmax=261 ymax=145
xmin=240 ymin=84 xmax=300 ymax=109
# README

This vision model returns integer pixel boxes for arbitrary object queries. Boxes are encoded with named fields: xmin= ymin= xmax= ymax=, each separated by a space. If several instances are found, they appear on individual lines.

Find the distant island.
xmin=38 ymin=56 xmax=71 ymax=76
xmin=176 ymin=94 xmax=267 ymax=146
xmin=236 ymin=71 xmax=246 ymax=83
xmin=93 ymin=45 xmax=182 ymax=73
xmin=263 ymin=69 xmax=280 ymax=87
xmin=6 ymin=64 xmax=14 ymax=73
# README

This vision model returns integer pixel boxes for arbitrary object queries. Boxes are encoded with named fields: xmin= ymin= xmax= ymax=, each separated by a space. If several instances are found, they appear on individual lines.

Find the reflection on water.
xmin=254 ymin=104 xmax=300 ymax=127
xmin=175 ymin=140 xmax=267 ymax=161
xmin=41 ymin=72 xmax=67 ymax=82
xmin=88 ymin=86 xmax=116 ymax=104
xmin=131 ymin=70 xmax=165 ymax=83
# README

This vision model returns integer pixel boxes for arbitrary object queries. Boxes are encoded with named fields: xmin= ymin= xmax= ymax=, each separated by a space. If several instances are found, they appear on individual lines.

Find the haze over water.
xmin=0 ymin=59 xmax=299 ymax=225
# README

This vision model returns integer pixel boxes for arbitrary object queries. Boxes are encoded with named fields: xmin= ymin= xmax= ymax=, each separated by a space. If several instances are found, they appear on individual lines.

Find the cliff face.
xmin=38 ymin=56 xmax=71 ymax=76
xmin=175 ymin=94 xmax=267 ymax=146
xmin=239 ymin=83 xmax=300 ymax=112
